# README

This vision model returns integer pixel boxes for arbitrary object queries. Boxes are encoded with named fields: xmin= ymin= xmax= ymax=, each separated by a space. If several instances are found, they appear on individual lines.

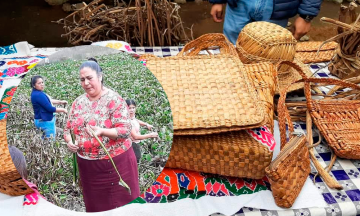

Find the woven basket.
xmin=236 ymin=21 xmax=297 ymax=70
xmin=0 ymin=119 xmax=33 ymax=196
xmin=142 ymin=33 xmax=276 ymax=178
xmin=295 ymin=41 xmax=337 ymax=64
xmin=280 ymin=61 xmax=360 ymax=159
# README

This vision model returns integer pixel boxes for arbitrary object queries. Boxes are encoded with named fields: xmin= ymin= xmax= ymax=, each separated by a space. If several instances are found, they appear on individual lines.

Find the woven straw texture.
xmin=167 ymin=130 xmax=273 ymax=179
xmin=244 ymin=62 xmax=277 ymax=132
xmin=265 ymin=136 xmax=310 ymax=208
xmin=0 ymin=120 xmax=33 ymax=196
xmin=279 ymin=61 xmax=360 ymax=159
xmin=236 ymin=21 xmax=296 ymax=64
xmin=296 ymin=41 xmax=338 ymax=52
xmin=295 ymin=50 xmax=335 ymax=64
xmin=276 ymin=58 xmax=313 ymax=94
xmin=165 ymin=62 xmax=277 ymax=178
xmin=144 ymin=54 xmax=265 ymax=135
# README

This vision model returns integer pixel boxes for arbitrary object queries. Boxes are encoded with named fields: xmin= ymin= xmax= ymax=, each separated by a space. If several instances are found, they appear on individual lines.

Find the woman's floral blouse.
xmin=64 ymin=89 xmax=132 ymax=160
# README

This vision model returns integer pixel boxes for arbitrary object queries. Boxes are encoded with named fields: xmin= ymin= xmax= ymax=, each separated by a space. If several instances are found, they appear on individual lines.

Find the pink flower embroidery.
xmin=150 ymin=184 xmax=170 ymax=197
xmin=108 ymin=100 xmax=115 ymax=109
xmin=104 ymin=119 xmax=112 ymax=128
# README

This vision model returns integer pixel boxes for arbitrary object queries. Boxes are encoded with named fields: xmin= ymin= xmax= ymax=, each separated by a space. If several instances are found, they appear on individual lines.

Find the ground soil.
xmin=0 ymin=0 xmax=358 ymax=47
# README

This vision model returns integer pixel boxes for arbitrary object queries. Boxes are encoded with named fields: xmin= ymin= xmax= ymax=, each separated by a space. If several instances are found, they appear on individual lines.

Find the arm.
xmin=64 ymin=102 xmax=78 ymax=153
xmin=130 ymin=128 xmax=158 ymax=140
xmin=137 ymin=119 xmax=153 ymax=130
xmin=51 ymin=99 xmax=68 ymax=105
xmin=34 ymin=93 xmax=67 ymax=113
xmin=293 ymin=0 xmax=323 ymax=40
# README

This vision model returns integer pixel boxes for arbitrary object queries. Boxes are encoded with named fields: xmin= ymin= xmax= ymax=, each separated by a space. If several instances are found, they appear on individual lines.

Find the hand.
xmin=62 ymin=100 xmax=68 ymax=105
xmin=60 ymin=108 xmax=68 ymax=114
xmin=86 ymin=125 xmax=103 ymax=137
xmin=146 ymin=124 xmax=153 ymax=130
xmin=149 ymin=132 xmax=159 ymax=138
xmin=292 ymin=17 xmax=311 ymax=40
xmin=67 ymin=140 xmax=79 ymax=153
xmin=210 ymin=4 xmax=224 ymax=23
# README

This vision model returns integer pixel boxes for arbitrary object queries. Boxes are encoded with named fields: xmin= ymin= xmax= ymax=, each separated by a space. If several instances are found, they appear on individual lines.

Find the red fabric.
xmin=64 ymin=90 xmax=132 ymax=160
xmin=77 ymin=146 xmax=140 ymax=212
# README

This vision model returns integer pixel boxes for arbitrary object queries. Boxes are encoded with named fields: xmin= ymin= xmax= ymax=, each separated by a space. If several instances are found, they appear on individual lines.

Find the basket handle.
xmin=277 ymin=81 xmax=297 ymax=150
xmin=177 ymin=33 xmax=237 ymax=56
xmin=276 ymin=61 xmax=360 ymax=104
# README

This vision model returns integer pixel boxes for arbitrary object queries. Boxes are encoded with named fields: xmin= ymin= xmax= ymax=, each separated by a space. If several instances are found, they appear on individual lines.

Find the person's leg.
xmin=42 ymin=117 xmax=56 ymax=140
xmin=132 ymin=142 xmax=141 ymax=163
xmin=223 ymin=0 xmax=253 ymax=45
xmin=252 ymin=0 xmax=288 ymax=28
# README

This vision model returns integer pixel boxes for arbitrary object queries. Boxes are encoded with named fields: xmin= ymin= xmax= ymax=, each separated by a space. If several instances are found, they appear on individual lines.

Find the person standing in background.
xmin=209 ymin=0 xmax=323 ymax=44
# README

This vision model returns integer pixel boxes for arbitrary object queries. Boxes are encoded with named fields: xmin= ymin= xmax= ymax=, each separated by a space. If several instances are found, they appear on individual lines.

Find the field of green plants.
xmin=6 ymin=53 xmax=173 ymax=211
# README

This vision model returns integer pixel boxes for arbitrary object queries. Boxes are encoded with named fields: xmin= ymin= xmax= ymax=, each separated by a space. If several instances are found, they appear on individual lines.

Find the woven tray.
xmin=296 ymin=41 xmax=338 ymax=52
xmin=295 ymin=50 xmax=335 ymax=64
xmin=144 ymin=54 xmax=265 ymax=135
xmin=0 ymin=119 xmax=33 ymax=196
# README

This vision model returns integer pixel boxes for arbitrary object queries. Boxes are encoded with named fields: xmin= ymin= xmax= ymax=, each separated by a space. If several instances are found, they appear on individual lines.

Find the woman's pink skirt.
xmin=77 ymin=146 xmax=140 ymax=212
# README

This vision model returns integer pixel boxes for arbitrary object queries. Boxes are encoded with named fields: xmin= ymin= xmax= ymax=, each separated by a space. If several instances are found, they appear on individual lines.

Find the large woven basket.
xmin=142 ymin=34 xmax=276 ymax=178
xmin=280 ymin=61 xmax=360 ymax=159
xmin=0 ymin=119 xmax=33 ymax=196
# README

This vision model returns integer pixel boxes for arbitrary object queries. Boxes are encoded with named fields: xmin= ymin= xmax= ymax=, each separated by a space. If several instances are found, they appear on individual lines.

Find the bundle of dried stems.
xmin=321 ymin=1 xmax=360 ymax=79
xmin=54 ymin=0 xmax=192 ymax=46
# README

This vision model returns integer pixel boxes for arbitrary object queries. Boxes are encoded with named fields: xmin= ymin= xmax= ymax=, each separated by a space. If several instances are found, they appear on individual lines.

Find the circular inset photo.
xmin=6 ymin=47 xmax=173 ymax=212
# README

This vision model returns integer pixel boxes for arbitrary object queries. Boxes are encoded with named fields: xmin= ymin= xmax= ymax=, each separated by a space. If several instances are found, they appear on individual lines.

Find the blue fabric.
xmin=223 ymin=0 xmax=288 ymax=44
xmin=34 ymin=116 xmax=56 ymax=139
xmin=208 ymin=0 xmax=322 ymax=20
xmin=31 ymin=89 xmax=56 ymax=121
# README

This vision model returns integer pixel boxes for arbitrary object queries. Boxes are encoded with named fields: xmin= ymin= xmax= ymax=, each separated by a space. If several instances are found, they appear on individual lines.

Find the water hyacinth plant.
xmin=6 ymin=52 xmax=173 ymax=211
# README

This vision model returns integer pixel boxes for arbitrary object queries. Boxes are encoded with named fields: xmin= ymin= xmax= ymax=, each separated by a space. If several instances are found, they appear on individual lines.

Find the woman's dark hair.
xmin=126 ymin=99 xmax=136 ymax=107
xmin=79 ymin=58 xmax=104 ymax=84
xmin=30 ymin=75 xmax=43 ymax=90
xmin=8 ymin=146 xmax=28 ymax=179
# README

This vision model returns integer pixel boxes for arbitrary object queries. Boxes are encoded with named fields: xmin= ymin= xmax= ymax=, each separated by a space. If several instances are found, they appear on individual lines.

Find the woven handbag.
xmin=0 ymin=119 xmax=34 ymax=196
xmin=278 ymin=61 xmax=360 ymax=159
xmin=265 ymin=77 xmax=311 ymax=208
xmin=142 ymin=34 xmax=277 ymax=179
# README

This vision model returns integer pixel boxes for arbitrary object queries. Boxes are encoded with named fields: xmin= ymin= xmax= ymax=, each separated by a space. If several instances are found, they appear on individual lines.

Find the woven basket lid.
xmin=143 ymin=54 xmax=266 ymax=135
xmin=0 ymin=119 xmax=34 ymax=196
xmin=276 ymin=58 xmax=314 ymax=94
xmin=236 ymin=21 xmax=297 ymax=63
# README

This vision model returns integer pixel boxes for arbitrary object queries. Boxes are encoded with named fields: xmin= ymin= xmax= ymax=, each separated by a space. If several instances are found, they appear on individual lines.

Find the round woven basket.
xmin=236 ymin=21 xmax=297 ymax=63
xmin=0 ymin=119 xmax=33 ymax=196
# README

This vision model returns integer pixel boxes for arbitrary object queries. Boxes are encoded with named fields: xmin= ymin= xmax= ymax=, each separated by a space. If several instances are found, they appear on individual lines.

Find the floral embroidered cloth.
xmin=64 ymin=89 xmax=132 ymax=160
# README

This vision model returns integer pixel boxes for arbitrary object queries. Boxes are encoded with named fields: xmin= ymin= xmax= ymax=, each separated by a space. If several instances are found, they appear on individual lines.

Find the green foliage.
xmin=7 ymin=53 xmax=173 ymax=212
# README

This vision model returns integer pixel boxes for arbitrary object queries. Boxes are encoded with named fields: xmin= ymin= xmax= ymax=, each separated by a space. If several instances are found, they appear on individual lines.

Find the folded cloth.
xmin=0 ymin=41 xmax=32 ymax=58
xmin=91 ymin=40 xmax=139 ymax=57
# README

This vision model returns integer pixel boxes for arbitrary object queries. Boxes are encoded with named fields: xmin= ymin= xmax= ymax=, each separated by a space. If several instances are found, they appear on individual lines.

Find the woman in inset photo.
xmin=64 ymin=58 xmax=140 ymax=212
xmin=126 ymin=99 xmax=159 ymax=163
xmin=30 ymin=75 xmax=68 ymax=139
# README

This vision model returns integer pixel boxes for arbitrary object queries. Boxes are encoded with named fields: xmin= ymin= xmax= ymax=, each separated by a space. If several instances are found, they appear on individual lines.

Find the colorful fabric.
xmin=138 ymin=59 xmax=146 ymax=66
xmin=23 ymin=178 xmax=46 ymax=206
xmin=91 ymin=41 xmax=139 ymax=57
xmin=64 ymin=89 xmax=132 ymax=160
xmin=246 ymin=126 xmax=276 ymax=151
xmin=130 ymin=168 xmax=270 ymax=204
xmin=0 ymin=41 xmax=32 ymax=58
xmin=0 ymin=86 xmax=17 ymax=119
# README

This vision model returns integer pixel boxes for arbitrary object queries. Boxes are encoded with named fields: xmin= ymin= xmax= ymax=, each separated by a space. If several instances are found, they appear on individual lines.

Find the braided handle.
xmin=177 ymin=33 xmax=237 ymax=56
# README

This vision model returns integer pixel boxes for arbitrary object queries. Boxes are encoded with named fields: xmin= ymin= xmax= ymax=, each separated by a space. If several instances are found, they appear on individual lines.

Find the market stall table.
xmin=0 ymin=42 xmax=359 ymax=216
